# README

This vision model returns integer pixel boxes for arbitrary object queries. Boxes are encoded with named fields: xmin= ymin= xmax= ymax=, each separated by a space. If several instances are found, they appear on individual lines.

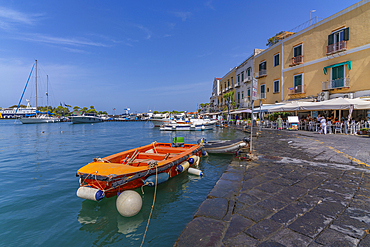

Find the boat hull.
xmin=76 ymin=142 xmax=202 ymax=198
xmin=160 ymin=121 xmax=216 ymax=131
xmin=19 ymin=116 xmax=60 ymax=124
xmin=202 ymin=139 xmax=248 ymax=153
xmin=150 ymin=119 xmax=171 ymax=127
xmin=70 ymin=116 xmax=104 ymax=124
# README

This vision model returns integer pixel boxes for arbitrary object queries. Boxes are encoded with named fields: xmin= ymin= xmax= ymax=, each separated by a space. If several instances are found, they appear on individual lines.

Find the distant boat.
xmin=18 ymin=60 xmax=60 ymax=124
xmin=70 ymin=114 xmax=104 ymax=124
xmin=160 ymin=119 xmax=217 ymax=131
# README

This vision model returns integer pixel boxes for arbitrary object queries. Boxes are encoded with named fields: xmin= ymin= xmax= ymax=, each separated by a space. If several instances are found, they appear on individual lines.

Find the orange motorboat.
xmin=76 ymin=137 xmax=202 ymax=201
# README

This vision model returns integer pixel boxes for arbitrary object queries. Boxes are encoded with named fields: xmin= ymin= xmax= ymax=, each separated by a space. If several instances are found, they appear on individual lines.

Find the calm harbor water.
xmin=0 ymin=120 xmax=241 ymax=246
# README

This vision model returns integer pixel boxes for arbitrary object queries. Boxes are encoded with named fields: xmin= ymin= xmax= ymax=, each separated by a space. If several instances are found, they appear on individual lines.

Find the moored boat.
xmin=199 ymin=138 xmax=249 ymax=154
xmin=160 ymin=119 xmax=217 ymax=131
xmin=76 ymin=137 xmax=202 ymax=201
xmin=70 ymin=114 xmax=104 ymax=124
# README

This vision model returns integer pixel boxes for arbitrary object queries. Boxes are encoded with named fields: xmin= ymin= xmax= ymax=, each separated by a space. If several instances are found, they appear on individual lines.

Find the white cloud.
xmin=134 ymin=24 xmax=151 ymax=39
xmin=205 ymin=1 xmax=216 ymax=11
xmin=170 ymin=11 xmax=192 ymax=21
xmin=14 ymin=33 xmax=108 ymax=47
xmin=0 ymin=6 xmax=41 ymax=30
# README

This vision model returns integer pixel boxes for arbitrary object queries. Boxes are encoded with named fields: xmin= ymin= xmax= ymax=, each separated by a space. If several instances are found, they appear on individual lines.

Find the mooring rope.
xmin=140 ymin=164 xmax=158 ymax=247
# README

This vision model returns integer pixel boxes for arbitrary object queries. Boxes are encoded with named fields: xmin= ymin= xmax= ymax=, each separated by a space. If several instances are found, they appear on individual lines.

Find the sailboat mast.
xmin=47 ymin=75 xmax=48 ymax=114
xmin=35 ymin=60 xmax=37 ymax=116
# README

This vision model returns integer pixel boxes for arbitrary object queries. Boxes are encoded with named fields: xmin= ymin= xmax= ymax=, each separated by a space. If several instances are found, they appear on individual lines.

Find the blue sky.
xmin=0 ymin=0 xmax=360 ymax=114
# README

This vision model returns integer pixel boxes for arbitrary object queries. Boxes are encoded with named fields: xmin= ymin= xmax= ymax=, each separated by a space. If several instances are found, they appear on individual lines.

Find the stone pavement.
xmin=174 ymin=129 xmax=370 ymax=246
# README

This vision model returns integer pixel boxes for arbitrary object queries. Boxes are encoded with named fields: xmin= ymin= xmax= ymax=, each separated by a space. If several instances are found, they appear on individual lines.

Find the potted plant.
xmin=358 ymin=128 xmax=369 ymax=135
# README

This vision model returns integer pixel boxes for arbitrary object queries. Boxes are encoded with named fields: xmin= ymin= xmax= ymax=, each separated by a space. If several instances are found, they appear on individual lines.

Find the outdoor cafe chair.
xmin=335 ymin=122 xmax=343 ymax=134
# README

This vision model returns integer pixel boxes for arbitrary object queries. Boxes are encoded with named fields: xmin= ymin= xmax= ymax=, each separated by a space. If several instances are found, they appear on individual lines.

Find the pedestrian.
xmin=277 ymin=115 xmax=283 ymax=130
xmin=320 ymin=117 xmax=327 ymax=134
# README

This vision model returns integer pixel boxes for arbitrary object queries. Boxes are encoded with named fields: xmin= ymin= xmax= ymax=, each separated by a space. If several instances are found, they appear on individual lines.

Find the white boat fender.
xmin=176 ymin=161 xmax=190 ymax=173
xmin=188 ymin=168 xmax=203 ymax=176
xmin=189 ymin=155 xmax=200 ymax=167
xmin=144 ymin=173 xmax=169 ymax=186
xmin=116 ymin=190 xmax=142 ymax=217
xmin=76 ymin=187 xmax=105 ymax=201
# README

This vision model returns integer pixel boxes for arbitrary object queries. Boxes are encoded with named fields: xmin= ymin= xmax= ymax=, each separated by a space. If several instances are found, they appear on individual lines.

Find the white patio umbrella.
xmin=300 ymin=97 xmax=370 ymax=111
xmin=268 ymin=101 xmax=313 ymax=112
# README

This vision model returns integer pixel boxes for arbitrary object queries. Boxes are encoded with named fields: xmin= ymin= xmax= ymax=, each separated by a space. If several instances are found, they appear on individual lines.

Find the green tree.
xmin=73 ymin=106 xmax=80 ymax=111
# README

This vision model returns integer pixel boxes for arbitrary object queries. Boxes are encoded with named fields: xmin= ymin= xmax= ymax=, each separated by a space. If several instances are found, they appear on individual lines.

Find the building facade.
xmin=235 ymin=49 xmax=264 ymax=110
xmin=218 ymin=67 xmax=236 ymax=111
xmin=254 ymin=0 xmax=370 ymax=106
xmin=210 ymin=77 xmax=221 ymax=112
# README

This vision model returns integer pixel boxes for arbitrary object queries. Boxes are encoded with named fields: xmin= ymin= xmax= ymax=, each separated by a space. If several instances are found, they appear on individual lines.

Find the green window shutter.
xmin=328 ymin=34 xmax=334 ymax=45
xmin=343 ymin=27 xmax=349 ymax=41
xmin=294 ymin=75 xmax=302 ymax=87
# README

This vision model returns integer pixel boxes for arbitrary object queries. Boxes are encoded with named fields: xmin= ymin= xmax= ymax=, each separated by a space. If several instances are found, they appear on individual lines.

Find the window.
xmin=221 ymin=98 xmax=223 ymax=105
xmin=259 ymin=61 xmax=267 ymax=77
xmin=227 ymin=80 xmax=230 ymax=88
xmin=328 ymin=28 xmax=349 ymax=45
xmin=231 ymin=77 xmax=233 ymax=85
xmin=247 ymin=88 xmax=250 ymax=100
xmin=273 ymin=80 xmax=280 ymax=93
xmin=294 ymin=74 xmax=303 ymax=93
xmin=237 ymin=92 xmax=240 ymax=103
xmin=332 ymin=65 xmax=345 ymax=88
xmin=293 ymin=45 xmax=302 ymax=57
xmin=260 ymin=84 xmax=266 ymax=99
xmin=247 ymin=68 xmax=251 ymax=77
xmin=327 ymin=27 xmax=349 ymax=54
xmin=274 ymin=53 xmax=280 ymax=67
xmin=242 ymin=91 xmax=244 ymax=99
xmin=241 ymin=72 xmax=244 ymax=82
xmin=237 ymin=74 xmax=240 ymax=83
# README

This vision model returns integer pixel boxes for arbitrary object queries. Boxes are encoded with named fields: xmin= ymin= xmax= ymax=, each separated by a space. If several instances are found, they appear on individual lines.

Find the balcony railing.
xmin=234 ymin=82 xmax=240 ymax=87
xmin=322 ymin=77 xmax=350 ymax=90
xmin=288 ymin=84 xmax=305 ymax=95
xmin=290 ymin=55 xmax=303 ymax=66
xmin=256 ymin=70 xmax=267 ymax=78
xmin=327 ymin=41 xmax=347 ymax=55
xmin=258 ymin=93 xmax=266 ymax=99
xmin=244 ymin=75 xmax=252 ymax=82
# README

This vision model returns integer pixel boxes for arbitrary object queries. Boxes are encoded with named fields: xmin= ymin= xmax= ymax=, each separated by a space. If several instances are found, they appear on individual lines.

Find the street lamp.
xmin=310 ymin=10 xmax=316 ymax=25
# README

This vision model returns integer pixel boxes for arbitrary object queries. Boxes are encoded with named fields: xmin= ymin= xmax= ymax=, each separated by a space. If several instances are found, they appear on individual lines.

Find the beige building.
xmin=218 ymin=67 xmax=236 ymax=110
xmin=254 ymin=0 xmax=370 ymax=106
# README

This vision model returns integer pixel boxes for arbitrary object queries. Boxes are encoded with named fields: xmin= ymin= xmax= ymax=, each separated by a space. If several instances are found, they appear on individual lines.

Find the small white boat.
xmin=70 ymin=114 xmax=104 ymax=124
xmin=199 ymin=138 xmax=249 ymax=154
xmin=160 ymin=119 xmax=217 ymax=131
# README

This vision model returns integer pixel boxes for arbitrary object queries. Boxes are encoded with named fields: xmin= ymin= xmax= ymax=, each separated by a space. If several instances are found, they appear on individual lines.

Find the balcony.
xmin=256 ymin=70 xmax=267 ymax=78
xmin=234 ymin=82 xmax=240 ymax=87
xmin=327 ymin=41 xmax=347 ymax=55
xmin=288 ymin=84 xmax=305 ymax=95
xmin=258 ymin=93 xmax=266 ymax=99
xmin=244 ymin=75 xmax=252 ymax=82
xmin=322 ymin=77 xmax=350 ymax=90
xmin=290 ymin=55 xmax=303 ymax=66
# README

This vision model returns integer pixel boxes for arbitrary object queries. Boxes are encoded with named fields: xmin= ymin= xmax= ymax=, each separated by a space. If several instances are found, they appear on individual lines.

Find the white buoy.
xmin=116 ymin=190 xmax=142 ymax=217
xmin=188 ymin=167 xmax=203 ymax=176
xmin=76 ymin=187 xmax=104 ymax=201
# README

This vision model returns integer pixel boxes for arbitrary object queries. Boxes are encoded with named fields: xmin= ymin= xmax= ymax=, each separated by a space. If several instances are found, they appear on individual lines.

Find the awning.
xmin=253 ymin=104 xmax=284 ymax=113
xmin=230 ymin=109 xmax=252 ymax=114
xmin=323 ymin=61 xmax=351 ymax=75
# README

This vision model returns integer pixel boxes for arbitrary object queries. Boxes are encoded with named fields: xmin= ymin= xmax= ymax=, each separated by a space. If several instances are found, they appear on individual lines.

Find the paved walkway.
xmin=175 ymin=129 xmax=370 ymax=246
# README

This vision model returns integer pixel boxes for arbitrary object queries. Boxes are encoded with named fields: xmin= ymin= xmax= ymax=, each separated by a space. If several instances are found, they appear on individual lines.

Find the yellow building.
xmin=254 ymin=0 xmax=370 ymax=105
xmin=218 ymin=67 xmax=236 ymax=110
